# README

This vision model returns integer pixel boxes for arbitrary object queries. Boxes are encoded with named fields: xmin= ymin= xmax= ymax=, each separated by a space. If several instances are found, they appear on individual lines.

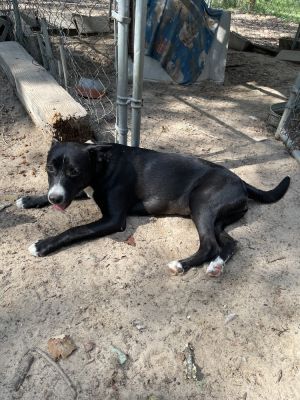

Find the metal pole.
xmin=275 ymin=72 xmax=300 ymax=163
xmin=291 ymin=23 xmax=300 ymax=50
xmin=114 ymin=0 xmax=130 ymax=145
xmin=11 ymin=0 xmax=24 ymax=44
xmin=113 ymin=1 xmax=118 ymax=143
xmin=59 ymin=37 xmax=68 ymax=91
xmin=131 ymin=0 xmax=147 ymax=147
xmin=275 ymin=73 xmax=300 ymax=140
xmin=37 ymin=33 xmax=49 ymax=69
xmin=109 ymin=0 xmax=113 ymax=18
xmin=40 ymin=18 xmax=57 ymax=78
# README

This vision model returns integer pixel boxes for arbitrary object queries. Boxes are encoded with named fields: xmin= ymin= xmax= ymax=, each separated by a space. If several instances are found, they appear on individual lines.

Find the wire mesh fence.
xmin=0 ymin=0 xmax=116 ymax=141
xmin=1 ymin=0 xmax=299 ymax=151
xmin=0 ymin=0 xmax=11 ymax=14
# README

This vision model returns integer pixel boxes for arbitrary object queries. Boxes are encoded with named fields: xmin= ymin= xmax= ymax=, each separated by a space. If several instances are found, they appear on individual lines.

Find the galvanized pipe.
xmin=275 ymin=73 xmax=300 ymax=140
xmin=115 ymin=0 xmax=130 ymax=145
xmin=275 ymin=72 xmax=300 ymax=163
xmin=131 ymin=0 xmax=147 ymax=147
xmin=11 ymin=0 xmax=24 ymax=44
xmin=59 ymin=37 xmax=68 ymax=91
xmin=113 ymin=1 xmax=118 ymax=143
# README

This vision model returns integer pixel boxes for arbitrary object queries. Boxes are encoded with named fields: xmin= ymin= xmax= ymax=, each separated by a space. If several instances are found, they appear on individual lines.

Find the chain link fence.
xmin=1 ymin=0 xmax=299 ymax=153
xmin=0 ymin=0 xmax=116 ymax=141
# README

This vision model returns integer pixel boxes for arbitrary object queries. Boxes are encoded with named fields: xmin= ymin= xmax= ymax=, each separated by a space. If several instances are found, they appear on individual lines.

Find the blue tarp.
xmin=145 ymin=0 xmax=223 ymax=84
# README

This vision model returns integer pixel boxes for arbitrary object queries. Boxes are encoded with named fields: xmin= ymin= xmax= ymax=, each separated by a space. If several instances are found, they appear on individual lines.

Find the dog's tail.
xmin=244 ymin=176 xmax=290 ymax=204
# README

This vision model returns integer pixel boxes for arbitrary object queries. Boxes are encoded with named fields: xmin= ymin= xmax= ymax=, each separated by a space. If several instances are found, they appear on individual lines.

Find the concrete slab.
xmin=0 ymin=41 xmax=89 ymax=140
xmin=276 ymin=50 xmax=300 ymax=63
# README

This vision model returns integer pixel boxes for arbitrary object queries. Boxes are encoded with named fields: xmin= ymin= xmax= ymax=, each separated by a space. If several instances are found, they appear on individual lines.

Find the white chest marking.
xmin=83 ymin=186 xmax=94 ymax=198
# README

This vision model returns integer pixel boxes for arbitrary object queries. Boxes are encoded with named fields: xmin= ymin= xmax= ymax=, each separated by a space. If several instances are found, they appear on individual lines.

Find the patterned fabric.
xmin=145 ymin=0 xmax=223 ymax=84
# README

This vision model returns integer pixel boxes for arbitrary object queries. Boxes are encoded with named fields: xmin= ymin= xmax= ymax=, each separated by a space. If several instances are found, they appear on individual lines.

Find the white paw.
xmin=206 ymin=256 xmax=225 ymax=277
xmin=28 ymin=242 xmax=39 ymax=257
xmin=16 ymin=198 xmax=25 ymax=208
xmin=168 ymin=260 xmax=184 ymax=275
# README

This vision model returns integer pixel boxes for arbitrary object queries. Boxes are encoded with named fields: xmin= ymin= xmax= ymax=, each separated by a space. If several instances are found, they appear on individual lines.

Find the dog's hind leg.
xmin=206 ymin=228 xmax=237 ymax=277
xmin=168 ymin=188 xmax=221 ymax=275
xmin=207 ymin=207 xmax=247 ymax=277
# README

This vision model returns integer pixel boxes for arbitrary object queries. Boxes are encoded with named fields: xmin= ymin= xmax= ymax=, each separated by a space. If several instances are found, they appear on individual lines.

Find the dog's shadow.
xmin=0 ymin=207 xmax=36 ymax=229
xmin=110 ymin=215 xmax=152 ymax=243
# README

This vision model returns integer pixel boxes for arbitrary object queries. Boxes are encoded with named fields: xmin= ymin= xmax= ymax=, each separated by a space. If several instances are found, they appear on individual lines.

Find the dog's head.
xmin=46 ymin=140 xmax=112 ymax=211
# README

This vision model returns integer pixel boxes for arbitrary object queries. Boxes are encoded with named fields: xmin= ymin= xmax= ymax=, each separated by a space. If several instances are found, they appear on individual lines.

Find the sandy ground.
xmin=230 ymin=12 xmax=299 ymax=48
xmin=1 ymin=45 xmax=300 ymax=400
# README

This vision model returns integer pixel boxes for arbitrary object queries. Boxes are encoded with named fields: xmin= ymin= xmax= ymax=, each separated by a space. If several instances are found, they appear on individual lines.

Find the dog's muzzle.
xmin=48 ymin=184 xmax=69 ymax=210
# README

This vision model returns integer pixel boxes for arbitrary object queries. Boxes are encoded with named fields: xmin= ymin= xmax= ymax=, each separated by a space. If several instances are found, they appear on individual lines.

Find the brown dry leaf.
xmin=47 ymin=334 xmax=77 ymax=360
xmin=124 ymin=236 xmax=136 ymax=247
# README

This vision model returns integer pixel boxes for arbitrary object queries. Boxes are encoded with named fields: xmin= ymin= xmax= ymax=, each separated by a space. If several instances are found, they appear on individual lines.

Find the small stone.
xmin=110 ymin=346 xmax=127 ymax=366
xmin=84 ymin=341 xmax=95 ymax=353
xmin=132 ymin=320 xmax=146 ymax=331
xmin=225 ymin=313 xmax=237 ymax=324
xmin=183 ymin=343 xmax=203 ymax=381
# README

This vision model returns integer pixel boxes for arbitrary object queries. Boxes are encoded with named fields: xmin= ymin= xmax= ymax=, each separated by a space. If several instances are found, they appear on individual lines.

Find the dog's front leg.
xmin=16 ymin=191 xmax=90 ymax=209
xmin=29 ymin=215 xmax=125 ymax=257
xmin=16 ymin=194 xmax=50 ymax=209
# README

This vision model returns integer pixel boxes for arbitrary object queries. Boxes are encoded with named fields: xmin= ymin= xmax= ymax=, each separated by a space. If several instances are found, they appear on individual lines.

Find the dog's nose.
xmin=49 ymin=194 xmax=63 ymax=204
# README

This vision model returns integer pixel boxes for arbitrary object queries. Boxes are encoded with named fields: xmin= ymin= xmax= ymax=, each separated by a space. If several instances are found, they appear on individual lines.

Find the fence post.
xmin=249 ymin=0 xmax=256 ymax=11
xmin=11 ymin=0 xmax=24 ymax=44
xmin=131 ymin=0 xmax=147 ymax=147
xmin=275 ymin=72 xmax=300 ymax=162
xmin=59 ymin=37 xmax=68 ymax=90
xmin=291 ymin=24 xmax=300 ymax=50
xmin=113 ymin=0 xmax=130 ymax=145
xmin=40 ymin=18 xmax=57 ymax=78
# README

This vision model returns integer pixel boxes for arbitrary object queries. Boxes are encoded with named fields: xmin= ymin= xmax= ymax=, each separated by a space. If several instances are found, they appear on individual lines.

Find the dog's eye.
xmin=46 ymin=165 xmax=55 ymax=174
xmin=67 ymin=168 xmax=79 ymax=177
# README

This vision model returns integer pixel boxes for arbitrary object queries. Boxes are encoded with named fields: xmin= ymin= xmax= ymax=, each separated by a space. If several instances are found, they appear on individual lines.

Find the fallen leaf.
xmin=47 ymin=335 xmax=77 ymax=360
xmin=124 ymin=236 xmax=136 ymax=247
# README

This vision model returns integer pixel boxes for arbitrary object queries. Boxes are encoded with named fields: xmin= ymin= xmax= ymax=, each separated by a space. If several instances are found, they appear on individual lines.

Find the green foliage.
xmin=210 ymin=0 xmax=300 ymax=22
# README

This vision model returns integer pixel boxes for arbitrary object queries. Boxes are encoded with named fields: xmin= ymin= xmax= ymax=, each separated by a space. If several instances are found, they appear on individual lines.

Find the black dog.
xmin=16 ymin=141 xmax=290 ymax=276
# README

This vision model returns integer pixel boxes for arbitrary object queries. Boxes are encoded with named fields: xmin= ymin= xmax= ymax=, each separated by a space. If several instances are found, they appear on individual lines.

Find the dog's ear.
xmin=87 ymin=144 xmax=113 ymax=164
